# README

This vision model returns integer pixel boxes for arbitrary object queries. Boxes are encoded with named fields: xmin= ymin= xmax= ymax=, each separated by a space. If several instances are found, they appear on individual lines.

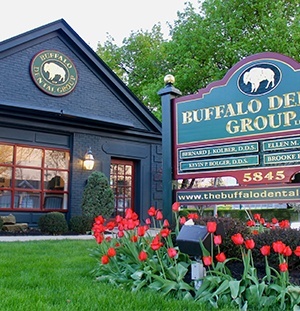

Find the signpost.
xmin=171 ymin=52 xmax=300 ymax=206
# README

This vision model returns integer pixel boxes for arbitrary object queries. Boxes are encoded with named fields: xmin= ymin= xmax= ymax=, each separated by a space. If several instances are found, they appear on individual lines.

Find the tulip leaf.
xmin=229 ymin=280 xmax=241 ymax=299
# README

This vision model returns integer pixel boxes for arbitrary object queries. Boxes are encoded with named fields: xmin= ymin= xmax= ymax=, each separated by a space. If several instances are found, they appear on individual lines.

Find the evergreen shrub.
xmin=81 ymin=171 xmax=114 ymax=219
xmin=69 ymin=215 xmax=93 ymax=234
xmin=38 ymin=212 xmax=69 ymax=235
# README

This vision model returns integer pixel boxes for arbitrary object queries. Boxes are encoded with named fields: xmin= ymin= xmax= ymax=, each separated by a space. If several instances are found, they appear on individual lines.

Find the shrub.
xmin=69 ymin=215 xmax=93 ymax=234
xmin=252 ymin=227 xmax=300 ymax=270
xmin=0 ymin=217 xmax=3 ymax=231
xmin=81 ymin=171 xmax=114 ymax=219
xmin=38 ymin=212 xmax=69 ymax=235
xmin=195 ymin=216 xmax=252 ymax=259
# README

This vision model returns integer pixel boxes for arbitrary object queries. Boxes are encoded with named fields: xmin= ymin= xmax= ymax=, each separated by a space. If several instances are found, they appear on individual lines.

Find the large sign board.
xmin=173 ymin=52 xmax=300 ymax=204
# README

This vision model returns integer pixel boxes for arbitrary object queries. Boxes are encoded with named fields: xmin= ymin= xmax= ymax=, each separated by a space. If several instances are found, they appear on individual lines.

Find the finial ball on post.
xmin=164 ymin=74 xmax=175 ymax=85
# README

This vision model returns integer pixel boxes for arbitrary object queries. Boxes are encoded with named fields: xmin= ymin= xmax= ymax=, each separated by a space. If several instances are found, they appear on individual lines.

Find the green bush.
xmin=38 ymin=212 xmax=69 ymax=235
xmin=81 ymin=171 xmax=114 ymax=219
xmin=69 ymin=215 xmax=93 ymax=234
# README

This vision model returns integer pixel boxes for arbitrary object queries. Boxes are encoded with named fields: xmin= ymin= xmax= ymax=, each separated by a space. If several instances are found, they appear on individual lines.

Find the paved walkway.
xmin=0 ymin=228 xmax=159 ymax=242
xmin=0 ymin=235 xmax=95 ymax=242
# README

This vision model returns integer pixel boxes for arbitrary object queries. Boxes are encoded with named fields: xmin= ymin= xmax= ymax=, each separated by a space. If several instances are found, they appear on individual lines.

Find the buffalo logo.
xmin=30 ymin=50 xmax=78 ymax=96
xmin=238 ymin=63 xmax=281 ymax=96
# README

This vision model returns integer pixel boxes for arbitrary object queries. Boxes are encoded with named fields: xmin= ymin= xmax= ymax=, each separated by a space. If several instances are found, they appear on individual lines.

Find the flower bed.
xmin=90 ymin=204 xmax=300 ymax=310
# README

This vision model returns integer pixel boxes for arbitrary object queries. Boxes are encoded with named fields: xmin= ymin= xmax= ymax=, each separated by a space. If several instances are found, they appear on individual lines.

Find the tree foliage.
xmin=96 ymin=0 xmax=300 ymax=120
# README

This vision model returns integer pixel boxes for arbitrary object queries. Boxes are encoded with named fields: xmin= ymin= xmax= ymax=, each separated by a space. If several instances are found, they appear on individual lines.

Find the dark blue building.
xmin=0 ymin=19 xmax=162 ymax=226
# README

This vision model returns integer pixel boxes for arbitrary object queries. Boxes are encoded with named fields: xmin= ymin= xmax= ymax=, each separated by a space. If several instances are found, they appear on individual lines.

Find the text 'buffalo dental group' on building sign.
xmin=174 ymin=52 xmax=300 ymax=204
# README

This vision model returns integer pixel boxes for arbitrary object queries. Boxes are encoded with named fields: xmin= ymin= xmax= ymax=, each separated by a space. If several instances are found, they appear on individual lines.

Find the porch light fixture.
xmin=83 ymin=147 xmax=95 ymax=170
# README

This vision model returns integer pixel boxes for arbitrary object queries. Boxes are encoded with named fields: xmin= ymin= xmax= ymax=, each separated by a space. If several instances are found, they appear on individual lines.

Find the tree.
xmin=96 ymin=0 xmax=300 ymax=120
xmin=96 ymin=25 xmax=168 ymax=120
xmin=81 ymin=171 xmax=115 ymax=219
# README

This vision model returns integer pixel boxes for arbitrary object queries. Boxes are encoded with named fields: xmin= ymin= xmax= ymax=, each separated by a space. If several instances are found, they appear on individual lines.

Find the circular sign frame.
xmin=30 ymin=50 xmax=78 ymax=96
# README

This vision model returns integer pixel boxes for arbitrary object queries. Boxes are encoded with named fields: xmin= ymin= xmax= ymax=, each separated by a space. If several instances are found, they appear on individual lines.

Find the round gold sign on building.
xmin=30 ymin=50 xmax=78 ymax=96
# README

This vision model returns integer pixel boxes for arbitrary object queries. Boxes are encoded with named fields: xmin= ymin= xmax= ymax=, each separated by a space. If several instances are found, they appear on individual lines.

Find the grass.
xmin=0 ymin=239 xmax=236 ymax=311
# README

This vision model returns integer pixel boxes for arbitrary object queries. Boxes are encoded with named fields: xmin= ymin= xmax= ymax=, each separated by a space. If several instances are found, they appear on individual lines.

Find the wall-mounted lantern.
xmin=83 ymin=147 xmax=95 ymax=170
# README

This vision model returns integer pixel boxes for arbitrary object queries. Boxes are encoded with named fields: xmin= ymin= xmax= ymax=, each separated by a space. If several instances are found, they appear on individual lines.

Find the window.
xmin=110 ymin=159 xmax=135 ymax=216
xmin=0 ymin=143 xmax=69 ymax=211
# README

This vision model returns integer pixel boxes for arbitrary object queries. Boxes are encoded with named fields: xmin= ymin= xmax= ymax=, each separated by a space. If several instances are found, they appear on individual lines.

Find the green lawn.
xmin=0 ymin=240 xmax=235 ymax=311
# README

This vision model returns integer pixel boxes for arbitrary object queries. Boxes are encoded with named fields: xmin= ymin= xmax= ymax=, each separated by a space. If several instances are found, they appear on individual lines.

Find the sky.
xmin=1 ymin=0 xmax=200 ymax=50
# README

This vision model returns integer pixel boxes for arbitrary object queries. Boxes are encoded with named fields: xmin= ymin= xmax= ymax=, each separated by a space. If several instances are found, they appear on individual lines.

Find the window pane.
xmin=0 ymin=191 xmax=13 ymax=208
xmin=15 ymin=191 xmax=41 ymax=209
xmin=0 ymin=167 xmax=12 ymax=187
xmin=45 ymin=150 xmax=69 ymax=169
xmin=16 ymin=147 xmax=42 ymax=166
xmin=125 ymin=165 xmax=132 ymax=175
xmin=44 ymin=171 xmax=68 ymax=191
xmin=0 ymin=145 xmax=13 ymax=164
xmin=15 ymin=168 xmax=41 ymax=189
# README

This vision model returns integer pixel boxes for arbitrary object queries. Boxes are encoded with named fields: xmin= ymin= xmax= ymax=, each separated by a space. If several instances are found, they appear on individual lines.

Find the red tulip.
xmin=117 ymin=230 xmax=124 ymax=238
xmin=202 ymin=256 xmax=212 ymax=266
xmin=294 ymin=246 xmax=300 ymax=257
xmin=214 ymin=235 xmax=222 ymax=245
xmin=156 ymin=210 xmax=163 ymax=220
xmin=107 ymin=247 xmax=116 ymax=257
xmin=163 ymin=219 xmax=170 ymax=227
xmin=207 ymin=221 xmax=217 ymax=233
xmin=167 ymin=248 xmax=177 ymax=258
xmin=179 ymin=216 xmax=186 ymax=225
xmin=148 ymin=206 xmax=156 ymax=217
xmin=253 ymin=213 xmax=261 ymax=221
xmin=279 ymin=262 xmax=288 ymax=272
xmin=246 ymin=220 xmax=255 ymax=227
xmin=106 ymin=221 xmax=116 ymax=230
xmin=272 ymin=241 xmax=286 ymax=254
xmin=231 ymin=233 xmax=244 ymax=245
xmin=150 ymin=235 xmax=163 ymax=251
xmin=125 ymin=208 xmax=133 ymax=219
xmin=130 ymin=235 xmax=138 ymax=242
xmin=260 ymin=245 xmax=270 ymax=256
xmin=283 ymin=246 xmax=292 ymax=257
xmin=244 ymin=239 xmax=255 ymax=250
xmin=137 ymin=225 xmax=147 ymax=237
xmin=188 ymin=213 xmax=199 ymax=220
xmin=101 ymin=255 xmax=110 ymax=264
xmin=172 ymin=202 xmax=180 ymax=212
xmin=145 ymin=218 xmax=151 ymax=225
xmin=215 ymin=252 xmax=226 ymax=263
xmin=279 ymin=220 xmax=290 ymax=228
xmin=138 ymin=251 xmax=148 ymax=261
xmin=160 ymin=228 xmax=171 ymax=237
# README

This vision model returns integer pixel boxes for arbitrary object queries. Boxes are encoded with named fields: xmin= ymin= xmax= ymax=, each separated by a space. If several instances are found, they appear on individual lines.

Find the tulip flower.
xmin=214 ymin=235 xmax=222 ymax=246
xmin=244 ymin=239 xmax=255 ymax=250
xmin=279 ymin=262 xmax=288 ymax=272
xmin=260 ymin=245 xmax=271 ymax=256
xmin=215 ymin=252 xmax=226 ymax=263
xmin=107 ymin=247 xmax=116 ymax=257
xmin=231 ymin=233 xmax=244 ymax=245
xmin=207 ymin=221 xmax=217 ymax=233
xmin=156 ymin=210 xmax=163 ymax=220
xmin=172 ymin=202 xmax=180 ymax=212
xmin=138 ymin=250 xmax=148 ymax=261
xmin=294 ymin=246 xmax=300 ymax=256
xmin=147 ymin=206 xmax=156 ymax=217
xmin=167 ymin=248 xmax=177 ymax=258
xmin=101 ymin=254 xmax=110 ymax=264
xmin=202 ymin=256 xmax=212 ymax=266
